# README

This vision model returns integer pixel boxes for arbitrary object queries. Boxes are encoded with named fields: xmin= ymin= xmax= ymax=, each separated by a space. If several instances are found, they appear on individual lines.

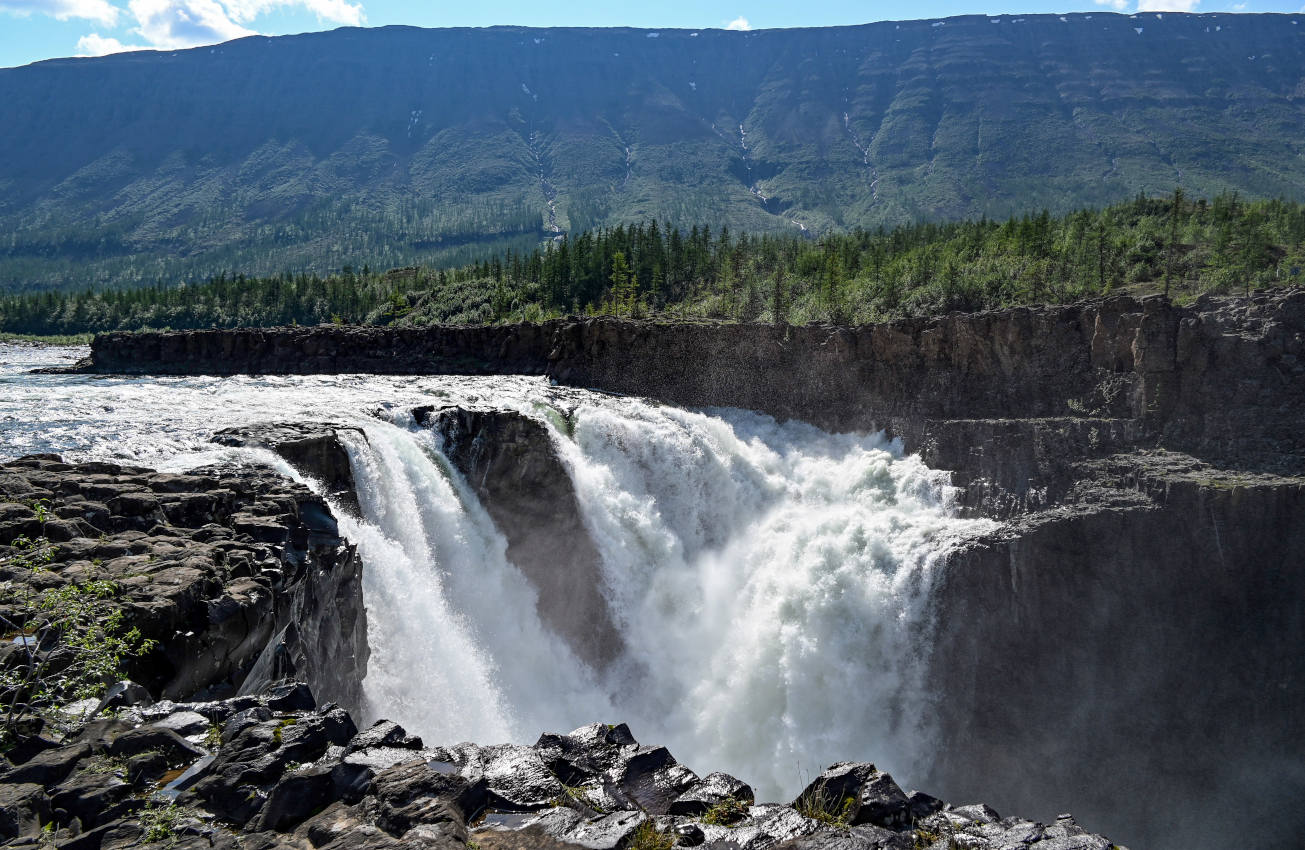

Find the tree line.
xmin=2 ymin=192 xmax=1303 ymax=336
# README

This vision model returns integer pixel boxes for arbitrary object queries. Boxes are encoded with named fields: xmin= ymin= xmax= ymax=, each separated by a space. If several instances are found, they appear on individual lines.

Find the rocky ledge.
xmin=1 ymin=678 xmax=1122 ymax=850
xmin=0 ymin=455 xmax=367 ymax=718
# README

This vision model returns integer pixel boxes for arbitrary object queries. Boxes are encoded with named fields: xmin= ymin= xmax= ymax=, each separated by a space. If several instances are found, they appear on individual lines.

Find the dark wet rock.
xmin=773 ymin=825 xmax=913 ymax=850
xmin=95 ymin=680 xmax=154 ymax=713
xmin=424 ymin=405 xmax=622 ymax=671
xmin=0 ymin=733 xmax=59 ymax=766
xmin=255 ymin=764 xmax=337 ymax=831
xmin=456 ymin=743 xmax=563 ymax=812
xmin=0 ymin=741 xmax=90 ymax=786
xmin=149 ymin=710 xmax=210 ymax=738
xmin=224 ymin=705 xmax=274 ymax=742
xmin=674 ymin=823 xmax=705 ymax=847
xmin=905 ymin=790 xmax=944 ymax=821
xmin=264 ymin=680 xmax=316 ymax=713
xmin=612 ymin=745 xmax=698 ymax=815
xmin=49 ymin=769 xmax=135 ymax=830
xmin=795 ymin=763 xmax=911 ymax=830
xmin=347 ymin=719 xmax=422 ymax=753
xmin=211 ymin=422 xmax=363 ymax=517
xmin=107 ymin=726 xmax=205 ymax=762
xmin=556 ymin=810 xmax=646 ymax=850
xmin=343 ymin=746 xmax=428 ymax=773
xmin=711 ymin=804 xmax=822 ymax=850
xmin=669 ymin=770 xmax=754 ymax=816
xmin=330 ymin=759 xmax=376 ymax=804
xmin=124 ymin=749 xmax=169 ymax=784
xmin=366 ymin=759 xmax=486 ymax=837
xmin=0 ymin=782 xmax=50 ymax=841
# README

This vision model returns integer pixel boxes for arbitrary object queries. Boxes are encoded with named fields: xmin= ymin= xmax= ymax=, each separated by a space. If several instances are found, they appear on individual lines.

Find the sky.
xmin=0 ymin=0 xmax=1299 ymax=68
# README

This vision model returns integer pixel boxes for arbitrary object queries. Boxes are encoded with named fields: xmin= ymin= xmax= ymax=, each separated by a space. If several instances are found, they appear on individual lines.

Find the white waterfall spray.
xmin=337 ymin=422 xmax=612 ymax=746
xmin=340 ymin=399 xmax=996 ymax=801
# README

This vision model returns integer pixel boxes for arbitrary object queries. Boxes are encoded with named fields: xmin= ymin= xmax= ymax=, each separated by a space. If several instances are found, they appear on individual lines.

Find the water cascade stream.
xmin=339 ymin=400 xmax=995 ymax=800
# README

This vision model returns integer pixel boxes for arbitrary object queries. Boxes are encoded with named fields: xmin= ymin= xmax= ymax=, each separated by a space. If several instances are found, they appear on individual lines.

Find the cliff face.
xmin=547 ymin=290 xmax=1305 ymax=474
xmin=929 ymin=455 xmax=1305 ymax=850
xmin=87 ymin=290 xmax=1305 ymax=472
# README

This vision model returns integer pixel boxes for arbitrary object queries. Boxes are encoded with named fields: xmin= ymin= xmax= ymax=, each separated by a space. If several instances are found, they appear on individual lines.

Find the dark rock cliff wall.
xmin=87 ymin=290 xmax=1305 ymax=470
xmin=417 ymin=406 xmax=622 ymax=671
xmin=546 ymin=291 xmax=1305 ymax=474
xmin=928 ymin=456 xmax=1305 ymax=850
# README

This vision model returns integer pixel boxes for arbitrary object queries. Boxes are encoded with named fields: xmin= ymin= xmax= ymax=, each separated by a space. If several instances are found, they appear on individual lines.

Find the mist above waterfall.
xmin=341 ymin=399 xmax=995 ymax=801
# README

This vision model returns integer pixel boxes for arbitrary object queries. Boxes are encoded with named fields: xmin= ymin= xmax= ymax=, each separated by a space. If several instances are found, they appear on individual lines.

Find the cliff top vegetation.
xmin=2 ymin=191 xmax=1303 ymax=336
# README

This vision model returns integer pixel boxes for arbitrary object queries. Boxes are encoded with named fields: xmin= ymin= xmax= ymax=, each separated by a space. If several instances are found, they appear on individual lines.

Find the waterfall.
xmin=336 ymin=423 xmax=611 ymax=745
xmin=337 ymin=401 xmax=995 ymax=801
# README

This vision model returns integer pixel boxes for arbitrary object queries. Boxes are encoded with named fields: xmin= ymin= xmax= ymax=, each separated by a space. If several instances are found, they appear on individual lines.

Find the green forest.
xmin=3 ymin=192 xmax=1303 ymax=336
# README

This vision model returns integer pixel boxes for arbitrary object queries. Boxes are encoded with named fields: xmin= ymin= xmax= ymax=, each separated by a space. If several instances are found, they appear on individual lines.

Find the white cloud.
xmin=76 ymin=31 xmax=146 ymax=53
xmin=1232 ymin=2 xmax=1246 ymax=8
xmin=1093 ymin=0 xmax=1129 ymax=9
xmin=222 ymin=0 xmax=362 ymax=26
xmin=116 ymin=0 xmax=364 ymax=52
xmin=29 ymin=0 xmax=367 ymax=58
xmin=1137 ymin=0 xmax=1199 ymax=10
xmin=725 ymin=15 xmax=750 ymax=31
xmin=0 ymin=0 xmax=119 ymax=26
xmin=127 ymin=0 xmax=255 ymax=49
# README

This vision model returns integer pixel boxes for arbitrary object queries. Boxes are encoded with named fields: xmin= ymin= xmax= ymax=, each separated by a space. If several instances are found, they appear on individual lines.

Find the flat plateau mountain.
xmin=2 ymin=13 xmax=1305 ymax=290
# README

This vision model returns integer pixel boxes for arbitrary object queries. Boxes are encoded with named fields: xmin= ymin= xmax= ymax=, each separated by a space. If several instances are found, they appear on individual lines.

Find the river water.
xmin=0 ymin=343 xmax=996 ymax=800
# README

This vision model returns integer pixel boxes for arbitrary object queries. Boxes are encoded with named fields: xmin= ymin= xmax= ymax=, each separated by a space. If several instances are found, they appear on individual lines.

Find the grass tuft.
xmin=795 ymin=786 xmax=854 ymax=829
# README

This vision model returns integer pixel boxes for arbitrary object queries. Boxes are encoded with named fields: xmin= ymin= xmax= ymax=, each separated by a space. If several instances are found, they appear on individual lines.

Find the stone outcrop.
xmin=213 ymin=423 xmax=365 ymax=517
xmin=0 ymin=680 xmax=1125 ymax=850
xmin=417 ymin=405 xmax=621 ymax=670
xmin=0 ymin=455 xmax=368 ymax=718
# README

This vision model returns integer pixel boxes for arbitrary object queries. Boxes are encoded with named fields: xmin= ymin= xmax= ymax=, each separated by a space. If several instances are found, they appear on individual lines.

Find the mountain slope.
xmin=2 ymin=13 xmax=1304 ymax=291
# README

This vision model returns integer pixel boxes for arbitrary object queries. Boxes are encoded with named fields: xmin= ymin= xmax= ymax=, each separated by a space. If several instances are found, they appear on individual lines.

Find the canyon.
xmin=5 ymin=289 xmax=1304 ymax=850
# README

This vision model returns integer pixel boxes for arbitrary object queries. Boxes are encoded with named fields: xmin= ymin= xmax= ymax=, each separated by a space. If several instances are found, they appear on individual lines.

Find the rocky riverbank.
xmin=1 ymin=678 xmax=1123 ymax=850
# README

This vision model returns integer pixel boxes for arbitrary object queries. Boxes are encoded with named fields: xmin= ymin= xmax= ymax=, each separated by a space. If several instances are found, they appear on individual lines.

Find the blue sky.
xmin=1 ymin=0 xmax=1297 ymax=67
